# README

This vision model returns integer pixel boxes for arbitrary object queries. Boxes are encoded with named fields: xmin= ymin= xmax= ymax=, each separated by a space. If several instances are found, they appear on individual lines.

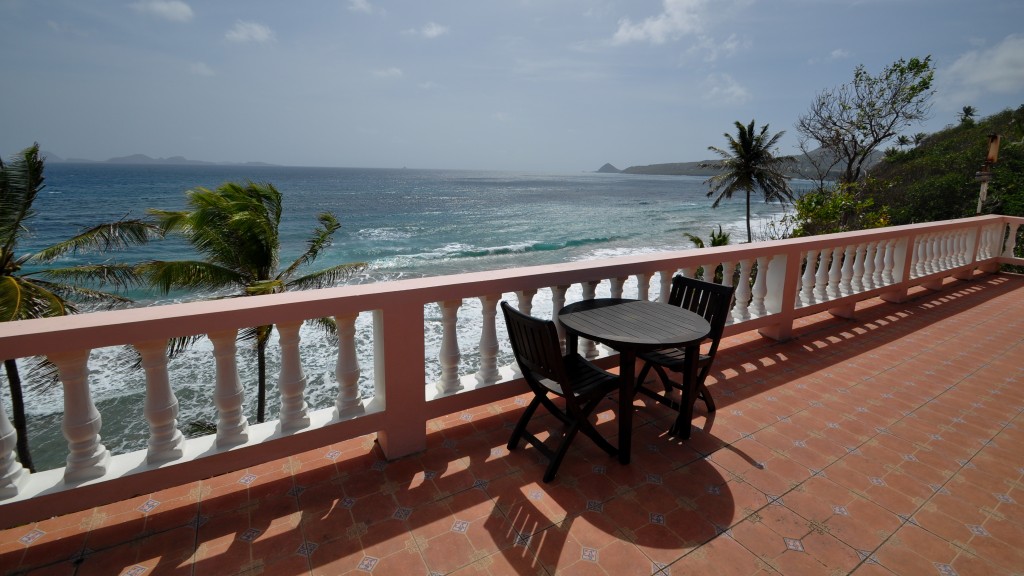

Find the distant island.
xmin=598 ymin=148 xmax=879 ymax=180
xmin=42 ymin=151 xmax=274 ymax=167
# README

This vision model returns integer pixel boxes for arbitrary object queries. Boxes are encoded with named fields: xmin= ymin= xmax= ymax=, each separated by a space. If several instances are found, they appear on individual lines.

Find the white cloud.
xmin=189 ymin=62 xmax=215 ymax=76
xmin=830 ymin=48 xmax=850 ymax=60
xmin=348 ymin=0 xmax=373 ymax=13
xmin=130 ymin=0 xmax=193 ymax=23
xmin=225 ymin=21 xmax=275 ymax=44
xmin=373 ymin=67 xmax=403 ymax=78
xmin=701 ymin=73 xmax=751 ymax=105
xmin=421 ymin=22 xmax=449 ymax=39
xmin=942 ymin=34 xmax=1024 ymax=97
xmin=404 ymin=22 xmax=449 ymax=39
xmin=687 ymin=33 xmax=746 ymax=62
xmin=612 ymin=0 xmax=706 ymax=45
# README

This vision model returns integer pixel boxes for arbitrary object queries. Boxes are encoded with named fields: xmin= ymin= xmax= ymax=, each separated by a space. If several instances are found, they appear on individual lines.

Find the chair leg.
xmin=698 ymin=382 xmax=716 ymax=412
xmin=544 ymin=420 xmax=584 ymax=483
xmin=507 ymin=395 xmax=543 ymax=451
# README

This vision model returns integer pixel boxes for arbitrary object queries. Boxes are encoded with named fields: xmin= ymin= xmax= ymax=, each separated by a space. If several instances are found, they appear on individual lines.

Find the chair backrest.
xmin=500 ymin=301 xmax=571 ymax=390
xmin=668 ymin=275 xmax=736 ymax=345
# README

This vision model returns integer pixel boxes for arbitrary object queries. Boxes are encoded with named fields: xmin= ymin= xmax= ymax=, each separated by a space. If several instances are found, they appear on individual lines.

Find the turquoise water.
xmin=8 ymin=163 xmax=794 ymax=470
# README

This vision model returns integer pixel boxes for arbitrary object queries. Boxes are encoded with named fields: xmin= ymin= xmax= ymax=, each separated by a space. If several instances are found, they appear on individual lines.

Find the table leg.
xmin=618 ymin=349 xmax=634 ymax=464
xmin=670 ymin=343 xmax=700 ymax=439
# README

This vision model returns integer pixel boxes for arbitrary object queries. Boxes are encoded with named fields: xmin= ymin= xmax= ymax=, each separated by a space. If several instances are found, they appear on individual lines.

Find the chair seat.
xmin=637 ymin=347 xmax=711 ymax=371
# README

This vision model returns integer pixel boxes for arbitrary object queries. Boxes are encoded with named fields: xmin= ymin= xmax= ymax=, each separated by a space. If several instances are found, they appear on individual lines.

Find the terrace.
xmin=1 ymin=215 xmax=1023 ymax=575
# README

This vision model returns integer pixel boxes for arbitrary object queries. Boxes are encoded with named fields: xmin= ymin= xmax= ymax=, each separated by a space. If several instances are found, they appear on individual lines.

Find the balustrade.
xmin=1 ymin=215 xmax=1020 ymax=523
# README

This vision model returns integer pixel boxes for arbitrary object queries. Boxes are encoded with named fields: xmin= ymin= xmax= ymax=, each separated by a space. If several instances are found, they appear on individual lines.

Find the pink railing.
xmin=1 ymin=215 xmax=1021 ymax=527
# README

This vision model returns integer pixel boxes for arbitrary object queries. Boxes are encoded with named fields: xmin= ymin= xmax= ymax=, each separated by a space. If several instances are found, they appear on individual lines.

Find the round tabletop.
xmin=558 ymin=298 xmax=711 ymax=350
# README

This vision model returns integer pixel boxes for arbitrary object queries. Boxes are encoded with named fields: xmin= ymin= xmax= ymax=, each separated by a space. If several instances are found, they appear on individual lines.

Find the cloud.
xmin=373 ymin=67 xmax=403 ymax=78
xmin=611 ymin=0 xmax=706 ymax=45
xmin=942 ymin=34 xmax=1024 ymax=97
xmin=830 ymin=49 xmax=850 ymax=60
xmin=687 ymin=32 xmax=747 ymax=62
xmin=701 ymin=73 xmax=751 ymax=105
xmin=225 ymin=21 xmax=275 ymax=44
xmin=189 ymin=62 xmax=215 ymax=76
xmin=404 ymin=22 xmax=449 ymax=39
xmin=130 ymin=0 xmax=193 ymax=23
xmin=348 ymin=0 xmax=373 ymax=13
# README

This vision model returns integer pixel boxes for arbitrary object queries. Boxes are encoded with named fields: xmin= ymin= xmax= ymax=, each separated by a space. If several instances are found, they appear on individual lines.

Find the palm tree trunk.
xmin=745 ymin=188 xmax=753 ymax=243
xmin=4 ymin=359 xmax=35 ymax=472
xmin=257 ymin=339 xmax=267 ymax=423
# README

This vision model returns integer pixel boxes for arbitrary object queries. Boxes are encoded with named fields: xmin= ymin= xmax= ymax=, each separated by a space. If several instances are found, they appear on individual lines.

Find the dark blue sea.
xmin=11 ymin=163 xmax=793 ymax=470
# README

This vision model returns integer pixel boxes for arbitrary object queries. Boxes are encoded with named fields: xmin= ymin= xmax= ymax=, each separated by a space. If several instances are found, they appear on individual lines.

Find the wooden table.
xmin=558 ymin=298 xmax=711 ymax=461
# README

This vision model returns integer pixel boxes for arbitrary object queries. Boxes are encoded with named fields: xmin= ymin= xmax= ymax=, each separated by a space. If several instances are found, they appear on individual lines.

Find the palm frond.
xmin=37 ymin=262 xmax=146 ymax=291
xmin=286 ymin=261 xmax=367 ymax=291
xmin=0 ymin=144 xmax=45 ymax=254
xmin=280 ymin=212 xmax=341 ymax=280
xmin=305 ymin=316 xmax=338 ymax=342
xmin=137 ymin=260 xmax=244 ymax=294
xmin=27 ymin=277 xmax=131 ymax=308
xmin=34 ymin=219 xmax=163 ymax=262
xmin=0 ymin=275 xmax=71 ymax=322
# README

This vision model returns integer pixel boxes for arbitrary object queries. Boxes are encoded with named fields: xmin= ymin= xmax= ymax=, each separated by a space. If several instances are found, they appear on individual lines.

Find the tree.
xmin=701 ymin=120 xmax=796 ymax=243
xmin=959 ymin=105 xmax=977 ymax=125
xmin=896 ymin=135 xmax=912 ymax=148
xmin=684 ymin=225 xmax=732 ymax=282
xmin=1 ymin=144 xmax=158 ymax=471
xmin=139 ymin=182 xmax=365 ymax=423
xmin=796 ymin=56 xmax=934 ymax=184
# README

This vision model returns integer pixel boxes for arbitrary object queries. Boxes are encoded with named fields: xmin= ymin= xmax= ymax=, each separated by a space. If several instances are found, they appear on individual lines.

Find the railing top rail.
xmin=1 ymin=215 xmax=1017 ymax=359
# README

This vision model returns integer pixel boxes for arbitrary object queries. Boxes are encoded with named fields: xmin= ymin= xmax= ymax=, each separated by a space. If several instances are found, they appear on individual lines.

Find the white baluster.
xmin=814 ymin=249 xmax=831 ymax=302
xmin=0 ymin=391 xmax=28 ymax=497
xmin=209 ymin=330 xmax=249 ymax=448
xmin=800 ymin=250 xmax=817 ymax=306
xmin=917 ymin=235 xmax=933 ymax=276
xmin=750 ymin=256 xmax=769 ymax=317
xmin=437 ymin=300 xmax=463 ymax=396
xmin=957 ymin=230 xmax=969 ymax=266
xmin=872 ymin=241 xmax=884 ymax=287
xmin=516 ymin=289 xmax=537 ymax=315
xmin=827 ymin=247 xmax=843 ymax=299
xmin=581 ymin=281 xmax=600 ymax=359
xmin=551 ymin=284 xmax=570 ymax=348
xmin=610 ymin=276 xmax=627 ymax=298
xmin=334 ymin=313 xmax=364 ymax=419
xmin=49 ymin=349 xmax=110 ymax=482
xmin=925 ymin=235 xmax=938 ymax=274
xmin=135 ymin=339 xmax=185 ymax=464
xmin=883 ymin=240 xmax=896 ymax=285
xmin=940 ymin=233 xmax=953 ymax=270
xmin=851 ymin=244 xmax=866 ymax=293
xmin=276 ymin=321 xmax=310 ymax=431
xmin=840 ymin=245 xmax=856 ymax=295
xmin=636 ymin=273 xmax=651 ymax=301
xmin=658 ymin=271 xmax=673 ymax=303
xmin=679 ymin=266 xmax=693 ymax=279
xmin=721 ymin=261 xmax=734 ymax=287
xmin=862 ymin=243 xmax=876 ymax=290
xmin=476 ymin=294 xmax=501 ymax=386
xmin=733 ymin=259 xmax=752 ymax=321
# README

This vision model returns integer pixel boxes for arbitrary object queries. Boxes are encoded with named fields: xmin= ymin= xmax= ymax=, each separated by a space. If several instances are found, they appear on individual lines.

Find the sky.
xmin=2 ymin=0 xmax=1023 ymax=172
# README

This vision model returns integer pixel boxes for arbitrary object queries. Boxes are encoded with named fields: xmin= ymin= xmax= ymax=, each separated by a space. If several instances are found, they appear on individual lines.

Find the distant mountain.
xmin=596 ymin=163 xmax=621 ymax=173
xmin=600 ymin=148 xmax=881 ymax=180
xmin=44 ymin=152 xmax=275 ymax=166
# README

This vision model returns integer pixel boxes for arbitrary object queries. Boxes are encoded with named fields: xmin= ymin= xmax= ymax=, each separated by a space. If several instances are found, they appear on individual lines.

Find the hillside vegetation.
xmin=867 ymin=105 xmax=1024 ymax=224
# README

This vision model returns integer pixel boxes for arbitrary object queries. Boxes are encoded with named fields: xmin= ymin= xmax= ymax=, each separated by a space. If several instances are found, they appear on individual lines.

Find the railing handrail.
xmin=3 ymin=214 xmax=1019 ymax=360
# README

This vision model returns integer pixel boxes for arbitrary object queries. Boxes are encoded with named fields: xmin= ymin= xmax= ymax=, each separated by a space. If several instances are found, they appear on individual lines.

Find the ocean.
xmin=8 ymin=163 xmax=793 ymax=470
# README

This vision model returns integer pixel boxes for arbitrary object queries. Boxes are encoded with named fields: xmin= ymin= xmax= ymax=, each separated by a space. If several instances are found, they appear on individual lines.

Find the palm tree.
xmin=684 ymin=225 xmax=732 ymax=282
xmin=896 ymin=135 xmax=912 ymax=148
xmin=959 ymin=105 xmax=977 ymax=125
xmin=701 ymin=120 xmax=796 ymax=243
xmin=139 ymin=181 xmax=365 ymax=423
xmin=1 ymin=144 xmax=159 ymax=471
